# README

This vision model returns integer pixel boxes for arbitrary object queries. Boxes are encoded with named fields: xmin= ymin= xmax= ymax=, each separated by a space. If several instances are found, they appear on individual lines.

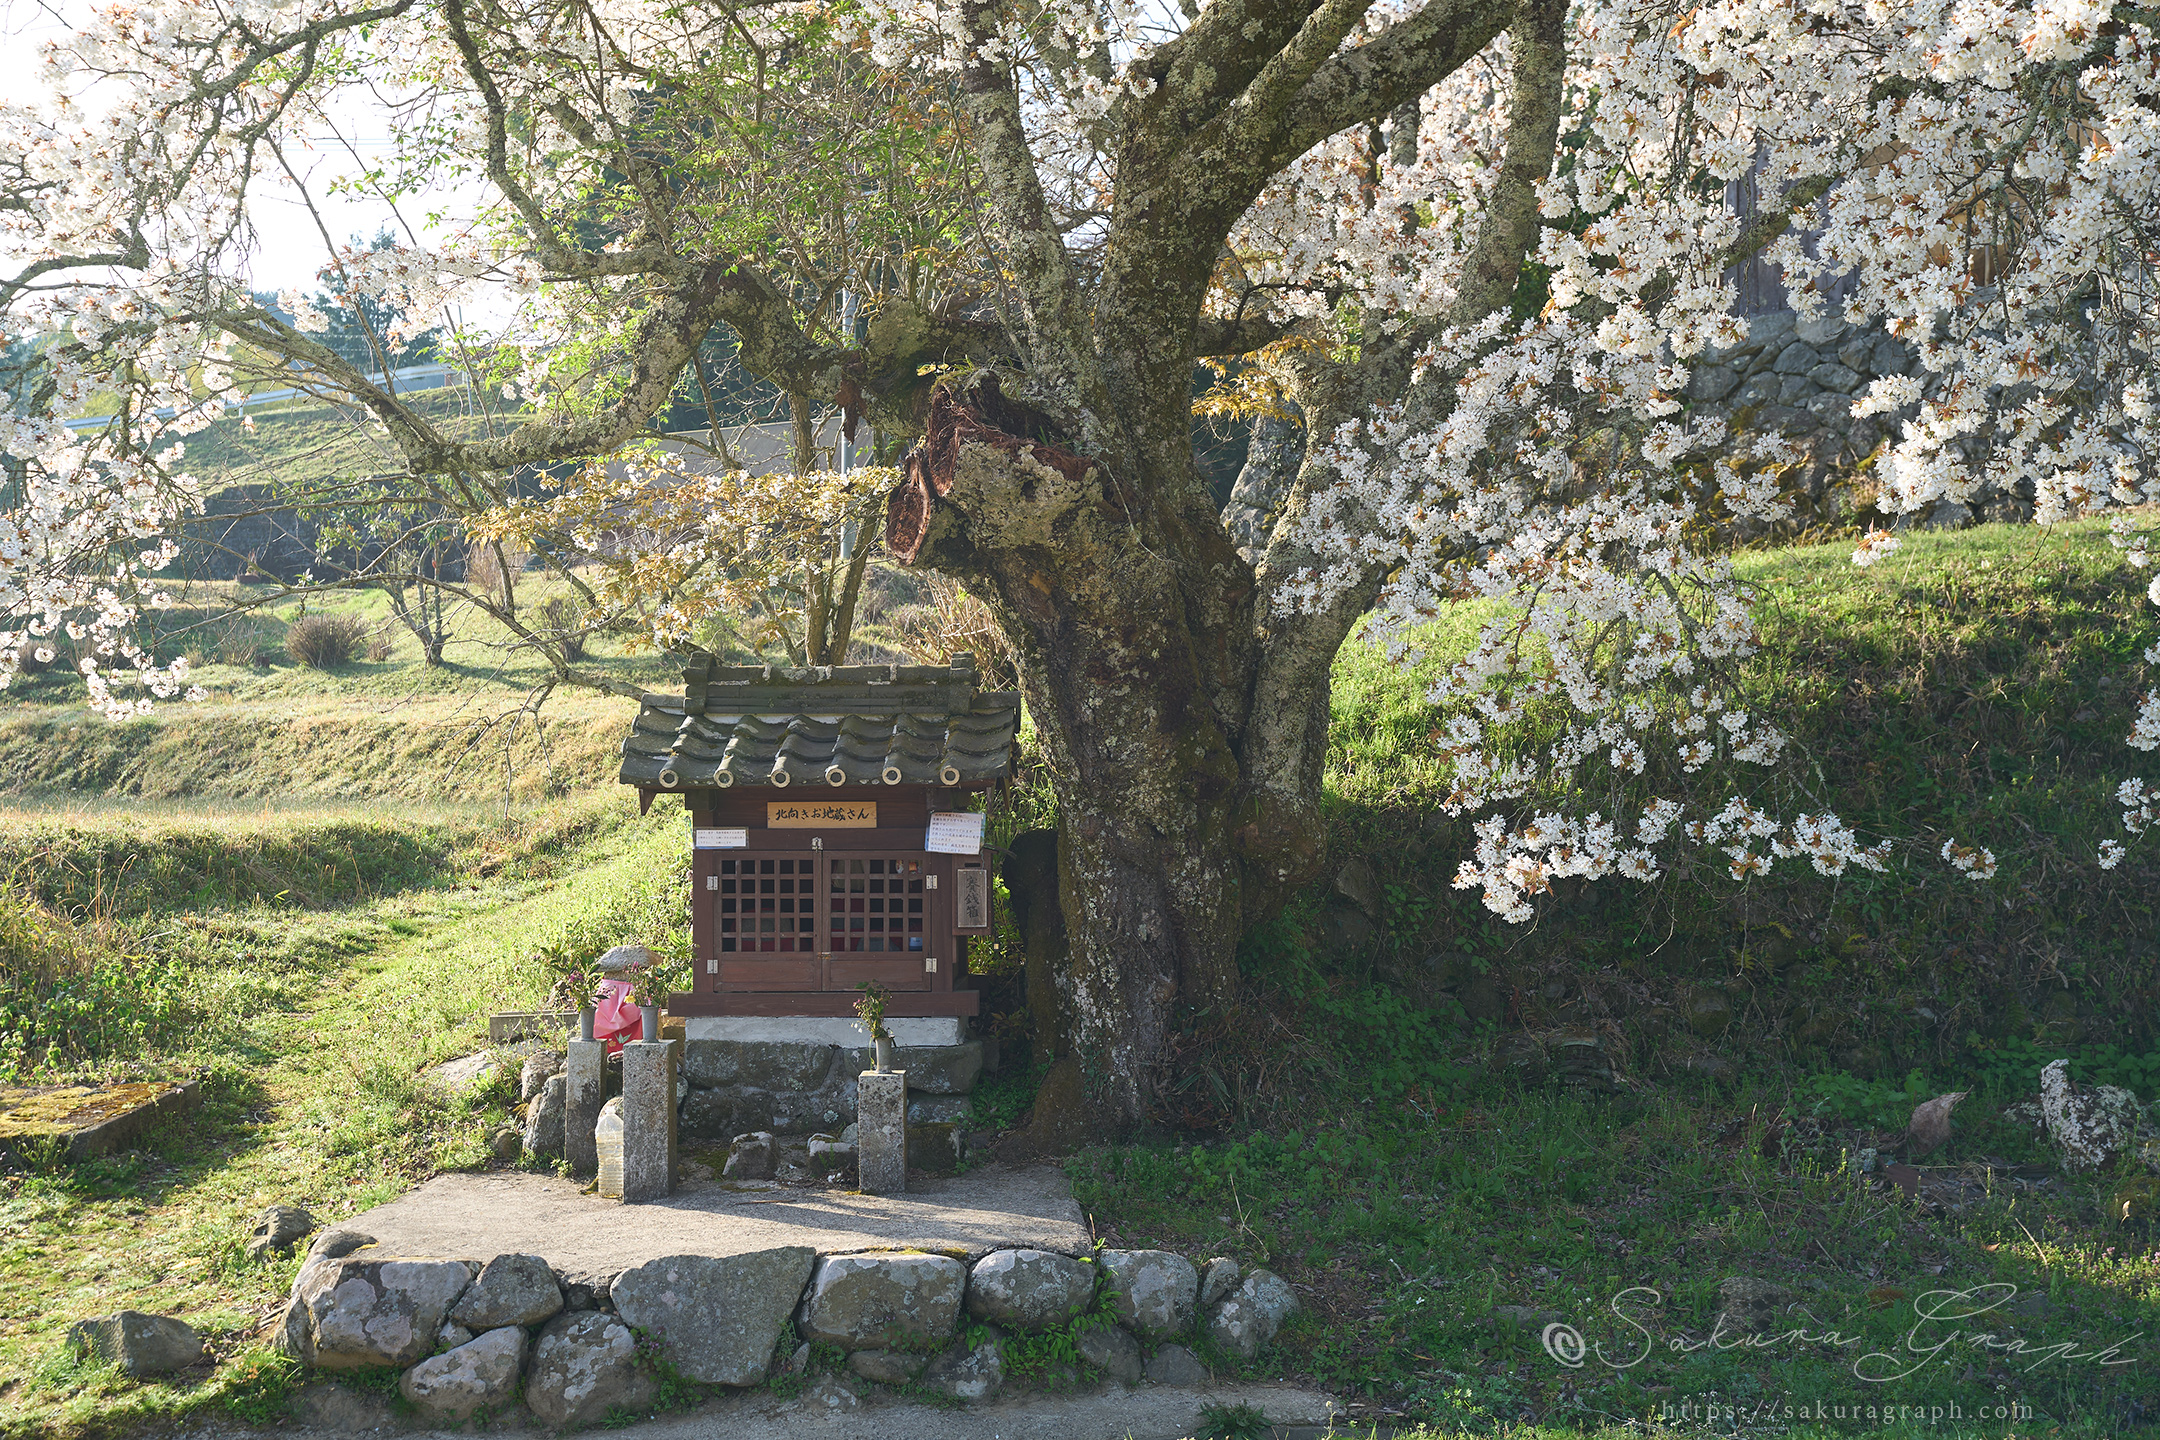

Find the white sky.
xmin=0 ymin=0 xmax=477 ymax=296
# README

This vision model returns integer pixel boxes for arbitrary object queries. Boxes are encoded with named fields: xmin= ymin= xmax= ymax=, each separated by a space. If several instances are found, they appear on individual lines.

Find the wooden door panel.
xmin=826 ymin=957 xmax=929 ymax=992
xmin=718 ymin=958 xmax=822 ymax=990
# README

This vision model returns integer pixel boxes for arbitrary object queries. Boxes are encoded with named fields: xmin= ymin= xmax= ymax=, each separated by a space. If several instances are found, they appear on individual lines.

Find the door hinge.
xmin=812 ymin=836 xmax=824 ymax=850
xmin=925 ymin=957 xmax=937 ymax=973
xmin=925 ymin=874 xmax=937 ymax=889
xmin=706 ymin=959 xmax=717 ymax=974
xmin=705 ymin=875 xmax=718 ymax=891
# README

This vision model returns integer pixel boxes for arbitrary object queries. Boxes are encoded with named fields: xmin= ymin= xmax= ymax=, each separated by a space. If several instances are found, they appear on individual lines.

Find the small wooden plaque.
xmin=956 ymin=867 xmax=992 ymax=930
xmin=767 ymin=801 xmax=877 ymax=828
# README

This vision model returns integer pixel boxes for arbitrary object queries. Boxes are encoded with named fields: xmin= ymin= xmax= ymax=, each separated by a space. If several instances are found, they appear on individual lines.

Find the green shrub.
xmin=1797 ymin=1069 xmax=1943 ymax=1129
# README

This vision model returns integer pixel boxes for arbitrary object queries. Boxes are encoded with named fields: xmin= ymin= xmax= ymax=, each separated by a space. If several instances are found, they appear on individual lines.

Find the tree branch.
xmin=953 ymin=0 xmax=1107 ymax=416
xmin=1268 ymin=0 xmax=1508 ymax=170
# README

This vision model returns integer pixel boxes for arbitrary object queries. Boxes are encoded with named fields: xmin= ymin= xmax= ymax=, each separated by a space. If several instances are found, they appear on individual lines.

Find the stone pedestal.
xmin=620 ymin=1040 xmax=678 ymax=1203
xmin=563 ymin=1039 xmax=606 ymax=1178
xmin=857 ymin=1069 xmax=907 ymax=1194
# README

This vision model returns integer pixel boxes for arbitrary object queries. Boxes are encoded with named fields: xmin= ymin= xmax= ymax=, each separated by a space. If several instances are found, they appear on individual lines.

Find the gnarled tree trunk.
xmin=889 ymin=377 xmax=1287 ymax=1120
xmin=871 ymin=0 xmax=1569 ymax=1129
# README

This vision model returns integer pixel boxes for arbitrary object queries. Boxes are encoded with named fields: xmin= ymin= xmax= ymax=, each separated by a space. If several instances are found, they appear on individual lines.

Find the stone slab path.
xmin=344 ymin=1163 xmax=1091 ymax=1282
xmin=253 ymin=1379 xmax=1351 ymax=1440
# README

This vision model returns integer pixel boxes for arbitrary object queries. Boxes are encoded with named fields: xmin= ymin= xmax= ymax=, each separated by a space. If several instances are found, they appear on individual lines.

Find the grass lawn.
xmin=0 ymin=791 xmax=691 ymax=1437
xmin=1 ymin=518 xmax=2157 ymax=1437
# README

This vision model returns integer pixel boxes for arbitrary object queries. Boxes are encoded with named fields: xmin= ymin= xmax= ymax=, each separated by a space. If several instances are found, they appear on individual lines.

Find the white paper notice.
xmin=925 ymin=811 xmax=986 ymax=855
xmin=694 ymin=828 xmax=749 ymax=849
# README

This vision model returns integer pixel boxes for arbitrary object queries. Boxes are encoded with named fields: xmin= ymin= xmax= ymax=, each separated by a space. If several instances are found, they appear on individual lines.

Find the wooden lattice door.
xmin=823 ymin=853 xmax=936 ymax=993
xmin=712 ymin=853 xmax=820 ymax=990
xmin=711 ymin=851 xmax=945 ymax=994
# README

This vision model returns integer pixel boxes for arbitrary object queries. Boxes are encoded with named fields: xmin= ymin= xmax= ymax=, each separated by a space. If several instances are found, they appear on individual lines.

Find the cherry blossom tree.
xmin=2 ymin=0 xmax=2156 ymax=1119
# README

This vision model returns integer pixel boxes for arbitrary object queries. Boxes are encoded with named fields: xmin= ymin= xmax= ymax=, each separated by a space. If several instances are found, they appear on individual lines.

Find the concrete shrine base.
xmin=682 ymin=1016 xmax=967 ymax=1046
xmin=340 ymin=1162 xmax=1089 ymax=1284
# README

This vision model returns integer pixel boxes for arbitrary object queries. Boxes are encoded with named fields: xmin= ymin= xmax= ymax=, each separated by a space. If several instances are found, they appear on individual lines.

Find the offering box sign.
xmin=957 ymin=867 xmax=992 ymax=929
xmin=766 ymin=802 xmax=877 ymax=828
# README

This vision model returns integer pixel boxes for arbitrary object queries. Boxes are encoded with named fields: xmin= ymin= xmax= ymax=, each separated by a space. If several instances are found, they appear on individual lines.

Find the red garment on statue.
xmin=592 ymin=977 xmax=641 ymax=1053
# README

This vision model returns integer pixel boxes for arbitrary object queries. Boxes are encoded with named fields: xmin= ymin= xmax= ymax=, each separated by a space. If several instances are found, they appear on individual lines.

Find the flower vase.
xmin=639 ymin=1004 xmax=661 ymax=1043
xmin=874 ymin=1037 xmax=894 ymax=1073
xmin=579 ymin=1007 xmax=596 ymax=1043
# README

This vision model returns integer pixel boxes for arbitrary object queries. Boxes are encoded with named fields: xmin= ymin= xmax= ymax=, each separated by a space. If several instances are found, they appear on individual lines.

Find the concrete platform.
xmin=683 ymin=1016 xmax=965 ymax=1045
xmin=343 ymin=1162 xmax=1089 ymax=1284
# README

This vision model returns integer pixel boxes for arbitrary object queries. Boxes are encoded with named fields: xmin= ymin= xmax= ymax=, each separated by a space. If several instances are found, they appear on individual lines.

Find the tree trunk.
xmin=893 ymin=375 xmax=1330 ymax=1126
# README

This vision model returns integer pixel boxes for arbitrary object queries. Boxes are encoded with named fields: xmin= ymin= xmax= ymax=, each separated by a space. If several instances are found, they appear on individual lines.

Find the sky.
xmin=0 ymin=0 xmax=471 ymax=296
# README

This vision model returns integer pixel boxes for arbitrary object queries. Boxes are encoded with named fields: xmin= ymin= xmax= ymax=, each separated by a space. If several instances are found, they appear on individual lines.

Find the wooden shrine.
xmin=617 ymin=655 xmax=1018 ymax=1017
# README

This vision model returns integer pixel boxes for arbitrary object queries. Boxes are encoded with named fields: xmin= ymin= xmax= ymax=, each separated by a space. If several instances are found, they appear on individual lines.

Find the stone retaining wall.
xmin=1687 ymin=313 xmax=2032 ymax=535
xmin=677 ymin=1040 xmax=983 ymax=1138
xmin=277 ymin=1228 xmax=1295 ymax=1427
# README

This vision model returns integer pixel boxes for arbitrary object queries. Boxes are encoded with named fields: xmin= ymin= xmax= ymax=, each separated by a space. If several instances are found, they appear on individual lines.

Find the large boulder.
xmin=277 ymin=1230 xmax=376 ymax=1355
xmin=2039 ymin=1060 xmax=2147 ymax=1172
xmin=284 ymin=1257 xmax=475 ymax=1369
xmin=525 ymin=1311 xmax=656 ymax=1429
xmin=1101 ymin=1249 xmax=1198 ymax=1340
xmin=1207 ymin=1269 xmax=1298 ymax=1362
xmin=965 ymin=1250 xmax=1094 ymax=1331
xmin=525 ymin=1073 xmax=568 ymax=1161
xmin=795 ymin=1254 xmax=966 ymax=1350
xmin=449 ymin=1253 xmax=563 ymax=1330
xmin=521 ymin=1050 xmax=566 ymax=1102
xmin=398 ymin=1326 xmax=526 ymax=1422
xmin=611 ymin=1249 xmax=816 ymax=1386
xmin=66 ymin=1312 xmax=204 ymax=1376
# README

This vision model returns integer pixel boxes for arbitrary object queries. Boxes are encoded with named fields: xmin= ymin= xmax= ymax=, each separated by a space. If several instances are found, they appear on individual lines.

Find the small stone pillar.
xmin=857 ymin=1069 xmax=907 ymax=1194
xmin=620 ymin=1039 xmax=678 ymax=1202
xmin=563 ymin=1038 xmax=606 ymax=1177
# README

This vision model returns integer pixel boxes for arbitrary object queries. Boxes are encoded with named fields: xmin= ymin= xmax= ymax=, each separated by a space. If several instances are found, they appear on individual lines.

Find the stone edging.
xmin=278 ymin=1230 xmax=1299 ymax=1427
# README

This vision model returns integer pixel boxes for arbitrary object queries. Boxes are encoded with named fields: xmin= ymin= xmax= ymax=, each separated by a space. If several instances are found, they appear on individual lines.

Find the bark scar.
xmin=884 ymin=372 xmax=1107 ymax=564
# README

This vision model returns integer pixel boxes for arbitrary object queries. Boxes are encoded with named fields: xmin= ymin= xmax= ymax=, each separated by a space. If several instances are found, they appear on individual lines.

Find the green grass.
xmin=1313 ymin=516 xmax=2160 ymax=1087
xmin=1072 ymin=1072 xmax=2160 ymax=1436
xmin=0 ymin=789 xmax=701 ymax=1437
xmin=1095 ymin=517 xmax=2160 ymax=1435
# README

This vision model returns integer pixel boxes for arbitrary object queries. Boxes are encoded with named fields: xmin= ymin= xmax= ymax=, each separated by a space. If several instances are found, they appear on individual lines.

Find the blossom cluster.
xmin=1227 ymin=0 xmax=2160 ymax=907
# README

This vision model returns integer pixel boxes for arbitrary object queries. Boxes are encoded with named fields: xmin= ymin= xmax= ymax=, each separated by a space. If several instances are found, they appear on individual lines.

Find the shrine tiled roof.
xmin=617 ymin=655 xmax=1020 ymax=791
